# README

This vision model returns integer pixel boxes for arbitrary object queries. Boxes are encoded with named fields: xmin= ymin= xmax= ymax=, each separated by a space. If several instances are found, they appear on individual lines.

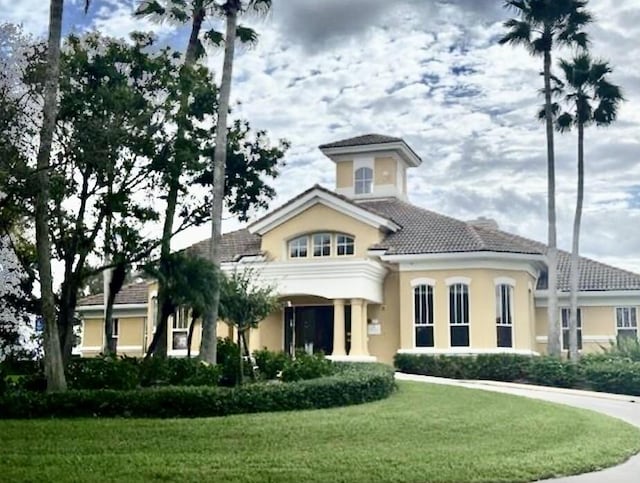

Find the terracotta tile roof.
xmin=358 ymin=198 xmax=640 ymax=292
xmin=186 ymin=228 xmax=262 ymax=262
xmin=359 ymin=198 xmax=542 ymax=255
xmin=319 ymin=134 xmax=403 ymax=149
xmin=77 ymin=282 xmax=149 ymax=307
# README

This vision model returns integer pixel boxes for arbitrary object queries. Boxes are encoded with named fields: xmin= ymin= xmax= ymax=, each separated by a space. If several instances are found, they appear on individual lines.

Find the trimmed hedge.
xmin=394 ymin=353 xmax=640 ymax=396
xmin=0 ymin=362 xmax=395 ymax=419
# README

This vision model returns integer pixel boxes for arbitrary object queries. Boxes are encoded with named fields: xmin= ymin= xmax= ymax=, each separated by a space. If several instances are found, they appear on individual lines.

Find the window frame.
xmin=312 ymin=233 xmax=332 ymax=257
xmin=336 ymin=234 xmax=355 ymax=256
xmin=412 ymin=280 xmax=435 ymax=348
xmin=448 ymin=282 xmax=470 ymax=347
xmin=495 ymin=283 xmax=514 ymax=348
xmin=288 ymin=235 xmax=309 ymax=259
xmin=615 ymin=306 xmax=638 ymax=341
xmin=112 ymin=318 xmax=119 ymax=338
xmin=354 ymin=167 xmax=373 ymax=195
xmin=560 ymin=307 xmax=583 ymax=351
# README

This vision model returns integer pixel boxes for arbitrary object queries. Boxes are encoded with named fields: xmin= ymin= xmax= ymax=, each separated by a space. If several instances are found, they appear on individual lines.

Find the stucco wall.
xmin=260 ymin=203 xmax=383 ymax=261
xmin=336 ymin=161 xmax=353 ymax=188
xmin=398 ymin=268 xmax=536 ymax=352
xmin=374 ymin=157 xmax=397 ymax=186
xmin=367 ymin=270 xmax=401 ymax=363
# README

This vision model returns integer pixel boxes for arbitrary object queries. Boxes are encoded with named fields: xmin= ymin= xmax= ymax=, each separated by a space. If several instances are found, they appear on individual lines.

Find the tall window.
xmin=495 ymin=284 xmax=513 ymax=348
xmin=113 ymin=318 xmax=119 ymax=338
xmin=414 ymin=284 xmax=434 ymax=347
xmin=336 ymin=234 xmax=355 ymax=256
xmin=172 ymin=308 xmax=189 ymax=350
xmin=616 ymin=307 xmax=637 ymax=340
xmin=561 ymin=308 xmax=582 ymax=350
xmin=313 ymin=233 xmax=331 ymax=257
xmin=354 ymin=167 xmax=373 ymax=194
xmin=449 ymin=283 xmax=469 ymax=347
xmin=289 ymin=236 xmax=308 ymax=258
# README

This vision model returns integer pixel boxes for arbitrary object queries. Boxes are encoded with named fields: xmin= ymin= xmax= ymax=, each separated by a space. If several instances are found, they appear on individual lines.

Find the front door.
xmin=284 ymin=306 xmax=334 ymax=356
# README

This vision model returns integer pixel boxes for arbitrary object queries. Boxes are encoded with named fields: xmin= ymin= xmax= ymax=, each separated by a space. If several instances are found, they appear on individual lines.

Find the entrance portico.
xmin=281 ymin=296 xmax=377 ymax=362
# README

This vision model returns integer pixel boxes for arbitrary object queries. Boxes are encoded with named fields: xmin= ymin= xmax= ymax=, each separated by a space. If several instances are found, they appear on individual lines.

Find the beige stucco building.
xmin=76 ymin=134 xmax=640 ymax=363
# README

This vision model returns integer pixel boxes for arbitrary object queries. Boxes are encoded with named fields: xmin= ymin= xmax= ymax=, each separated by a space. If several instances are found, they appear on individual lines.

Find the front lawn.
xmin=1 ymin=382 xmax=639 ymax=482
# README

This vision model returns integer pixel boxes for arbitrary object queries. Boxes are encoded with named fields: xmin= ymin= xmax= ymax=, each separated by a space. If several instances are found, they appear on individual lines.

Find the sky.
xmin=3 ymin=0 xmax=640 ymax=273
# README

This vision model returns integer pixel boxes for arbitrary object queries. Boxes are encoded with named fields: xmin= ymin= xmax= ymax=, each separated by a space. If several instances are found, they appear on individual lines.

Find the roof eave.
xmin=320 ymin=141 xmax=422 ymax=167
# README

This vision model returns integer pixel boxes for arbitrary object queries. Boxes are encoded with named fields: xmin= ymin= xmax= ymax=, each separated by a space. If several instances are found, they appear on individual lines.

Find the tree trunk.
xmin=36 ymin=0 xmax=67 ymax=392
xmin=200 ymin=5 xmax=239 ymax=364
xmin=104 ymin=262 xmax=127 ymax=355
xmin=569 ymin=122 xmax=584 ymax=361
xmin=151 ymin=2 xmax=205 ymax=358
xmin=186 ymin=310 xmax=198 ymax=358
xmin=240 ymin=329 xmax=255 ymax=382
xmin=543 ymin=47 xmax=561 ymax=357
xmin=236 ymin=328 xmax=243 ymax=386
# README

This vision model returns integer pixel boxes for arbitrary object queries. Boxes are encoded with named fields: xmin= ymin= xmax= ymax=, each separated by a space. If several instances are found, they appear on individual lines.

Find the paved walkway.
xmin=396 ymin=373 xmax=640 ymax=482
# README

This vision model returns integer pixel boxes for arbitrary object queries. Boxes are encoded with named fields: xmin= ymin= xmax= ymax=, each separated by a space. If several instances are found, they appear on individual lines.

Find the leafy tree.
xmin=218 ymin=267 xmax=278 ymax=384
xmin=202 ymin=0 xmax=272 ymax=365
xmin=553 ymin=53 xmax=623 ymax=359
xmin=0 ymin=235 xmax=35 ymax=361
xmin=500 ymin=0 xmax=592 ymax=356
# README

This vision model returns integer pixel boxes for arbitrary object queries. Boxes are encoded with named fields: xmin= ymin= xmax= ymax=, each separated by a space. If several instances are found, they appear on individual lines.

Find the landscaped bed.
xmin=0 ymin=381 xmax=638 ymax=482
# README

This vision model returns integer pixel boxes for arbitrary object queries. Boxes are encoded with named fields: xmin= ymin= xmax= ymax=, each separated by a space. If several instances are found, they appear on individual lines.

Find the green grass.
xmin=1 ymin=382 xmax=639 ymax=482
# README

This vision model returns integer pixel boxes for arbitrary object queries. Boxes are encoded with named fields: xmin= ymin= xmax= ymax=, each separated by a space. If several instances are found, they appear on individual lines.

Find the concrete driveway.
xmin=395 ymin=372 xmax=640 ymax=482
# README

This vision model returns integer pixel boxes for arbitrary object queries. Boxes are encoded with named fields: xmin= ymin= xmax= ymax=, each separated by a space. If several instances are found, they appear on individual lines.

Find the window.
xmin=414 ymin=285 xmax=434 ymax=347
xmin=289 ymin=236 xmax=308 ymax=258
xmin=354 ymin=167 xmax=373 ymax=194
xmin=313 ymin=233 xmax=331 ymax=257
xmin=616 ymin=307 xmax=637 ymax=340
xmin=449 ymin=283 xmax=469 ymax=347
xmin=172 ymin=308 xmax=189 ymax=350
xmin=113 ymin=318 xmax=119 ymax=338
xmin=336 ymin=234 xmax=355 ymax=256
xmin=496 ymin=284 xmax=513 ymax=348
xmin=561 ymin=308 xmax=582 ymax=350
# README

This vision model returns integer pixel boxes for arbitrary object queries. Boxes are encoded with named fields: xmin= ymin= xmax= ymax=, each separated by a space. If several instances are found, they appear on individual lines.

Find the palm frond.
xmin=556 ymin=112 xmax=574 ymax=132
xmin=499 ymin=18 xmax=532 ymax=47
xmin=236 ymin=25 xmax=259 ymax=45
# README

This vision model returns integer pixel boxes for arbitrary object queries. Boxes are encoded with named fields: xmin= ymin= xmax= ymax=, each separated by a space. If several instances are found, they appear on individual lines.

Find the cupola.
xmin=319 ymin=134 xmax=422 ymax=201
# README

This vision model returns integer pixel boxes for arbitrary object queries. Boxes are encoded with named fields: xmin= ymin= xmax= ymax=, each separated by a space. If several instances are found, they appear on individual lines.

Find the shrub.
xmin=66 ymin=356 xmax=139 ymax=390
xmin=0 ymin=362 xmax=396 ymax=419
xmin=527 ymin=357 xmax=583 ymax=388
xmin=394 ymin=353 xmax=532 ymax=381
xmin=138 ymin=357 xmax=221 ymax=387
xmin=217 ymin=337 xmax=241 ymax=386
xmin=581 ymin=360 xmax=640 ymax=396
xmin=253 ymin=349 xmax=288 ymax=380
xmin=280 ymin=351 xmax=334 ymax=382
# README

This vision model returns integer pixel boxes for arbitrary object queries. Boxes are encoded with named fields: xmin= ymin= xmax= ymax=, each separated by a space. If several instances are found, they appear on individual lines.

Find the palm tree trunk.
xmin=151 ymin=2 xmax=205 ymax=358
xmin=200 ymin=5 xmax=239 ymax=364
xmin=569 ymin=122 xmax=584 ymax=361
xmin=186 ymin=311 xmax=198 ymax=358
xmin=36 ymin=0 xmax=66 ymax=392
xmin=543 ymin=47 xmax=561 ymax=357
xmin=104 ymin=262 xmax=127 ymax=355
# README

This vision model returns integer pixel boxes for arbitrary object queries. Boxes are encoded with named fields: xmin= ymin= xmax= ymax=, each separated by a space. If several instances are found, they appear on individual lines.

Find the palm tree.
xmin=554 ymin=53 xmax=623 ymax=360
xmin=200 ymin=0 xmax=271 ymax=364
xmin=136 ymin=0 xmax=207 ymax=357
xmin=499 ymin=0 xmax=592 ymax=357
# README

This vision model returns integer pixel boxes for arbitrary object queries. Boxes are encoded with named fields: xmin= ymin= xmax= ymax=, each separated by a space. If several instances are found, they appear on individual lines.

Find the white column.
xmin=332 ymin=299 xmax=346 ymax=356
xmin=349 ymin=299 xmax=365 ymax=356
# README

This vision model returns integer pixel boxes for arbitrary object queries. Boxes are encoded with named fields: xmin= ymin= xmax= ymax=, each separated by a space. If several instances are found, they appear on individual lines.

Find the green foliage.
xmin=527 ymin=357 xmax=582 ymax=388
xmin=216 ymin=337 xmax=241 ymax=386
xmin=219 ymin=268 xmax=279 ymax=332
xmin=395 ymin=353 xmax=640 ymax=396
xmin=253 ymin=348 xmax=288 ymax=380
xmin=280 ymin=351 xmax=334 ymax=382
xmin=580 ymin=360 xmax=640 ymax=396
xmin=64 ymin=356 xmax=221 ymax=390
xmin=66 ymin=357 xmax=140 ymax=390
xmin=0 ymin=362 xmax=395 ymax=419
xmin=601 ymin=337 xmax=640 ymax=362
